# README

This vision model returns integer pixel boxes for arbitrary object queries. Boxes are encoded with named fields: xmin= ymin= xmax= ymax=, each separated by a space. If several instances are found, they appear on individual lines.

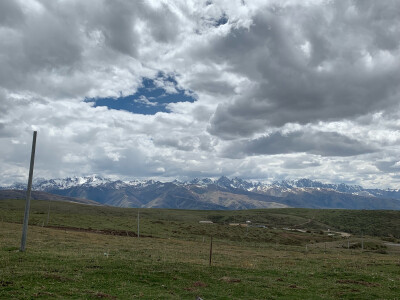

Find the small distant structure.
xmin=199 ymin=220 xmax=213 ymax=224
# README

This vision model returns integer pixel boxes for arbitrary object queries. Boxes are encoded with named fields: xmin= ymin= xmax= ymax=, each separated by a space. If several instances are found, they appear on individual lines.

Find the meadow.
xmin=1 ymin=199 xmax=400 ymax=299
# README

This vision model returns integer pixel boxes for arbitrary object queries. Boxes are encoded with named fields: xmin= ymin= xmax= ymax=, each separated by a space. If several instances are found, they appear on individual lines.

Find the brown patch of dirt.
xmin=336 ymin=279 xmax=380 ymax=287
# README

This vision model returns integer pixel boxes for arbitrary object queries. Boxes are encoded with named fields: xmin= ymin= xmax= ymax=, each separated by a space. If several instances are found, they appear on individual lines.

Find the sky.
xmin=1 ymin=0 xmax=400 ymax=188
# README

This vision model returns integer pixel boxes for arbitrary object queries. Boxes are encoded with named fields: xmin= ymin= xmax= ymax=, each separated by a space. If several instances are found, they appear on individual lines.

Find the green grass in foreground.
xmin=1 ymin=199 xmax=400 ymax=299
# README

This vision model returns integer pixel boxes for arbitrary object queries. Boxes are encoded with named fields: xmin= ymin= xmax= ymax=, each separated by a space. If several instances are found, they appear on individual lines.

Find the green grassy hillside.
xmin=2 ymin=199 xmax=400 ymax=240
xmin=1 ymin=199 xmax=400 ymax=299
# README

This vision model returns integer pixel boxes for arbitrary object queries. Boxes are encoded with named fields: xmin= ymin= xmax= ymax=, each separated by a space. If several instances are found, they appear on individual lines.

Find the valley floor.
xmin=1 ymin=221 xmax=400 ymax=299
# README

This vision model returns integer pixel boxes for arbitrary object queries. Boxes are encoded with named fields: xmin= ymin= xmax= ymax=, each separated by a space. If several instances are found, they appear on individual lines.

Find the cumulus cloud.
xmin=221 ymin=130 xmax=376 ymax=158
xmin=208 ymin=1 xmax=400 ymax=139
xmin=1 ymin=0 xmax=400 ymax=188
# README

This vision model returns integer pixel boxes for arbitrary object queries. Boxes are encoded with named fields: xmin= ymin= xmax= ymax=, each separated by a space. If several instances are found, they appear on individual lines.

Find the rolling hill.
xmin=0 ymin=189 xmax=99 ymax=205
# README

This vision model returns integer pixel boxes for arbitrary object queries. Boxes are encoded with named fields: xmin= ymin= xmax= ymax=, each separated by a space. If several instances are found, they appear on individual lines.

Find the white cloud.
xmin=1 ymin=0 xmax=400 ymax=188
xmin=134 ymin=95 xmax=158 ymax=107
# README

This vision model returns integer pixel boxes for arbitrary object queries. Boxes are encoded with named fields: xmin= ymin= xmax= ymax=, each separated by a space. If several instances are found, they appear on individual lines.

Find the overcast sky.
xmin=1 ymin=0 xmax=400 ymax=188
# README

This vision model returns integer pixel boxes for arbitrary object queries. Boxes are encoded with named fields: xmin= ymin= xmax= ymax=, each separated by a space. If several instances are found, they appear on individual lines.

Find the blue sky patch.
xmin=86 ymin=74 xmax=196 ymax=115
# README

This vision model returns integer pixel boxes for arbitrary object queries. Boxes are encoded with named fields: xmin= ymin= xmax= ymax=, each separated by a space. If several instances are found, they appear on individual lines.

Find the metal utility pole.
xmin=20 ymin=131 xmax=37 ymax=252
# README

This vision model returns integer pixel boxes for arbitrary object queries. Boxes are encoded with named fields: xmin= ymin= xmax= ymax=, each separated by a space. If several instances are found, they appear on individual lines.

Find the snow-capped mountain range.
xmin=6 ymin=175 xmax=152 ymax=190
xmin=2 ymin=175 xmax=400 ymax=210
xmin=0 ymin=175 xmax=372 ymax=193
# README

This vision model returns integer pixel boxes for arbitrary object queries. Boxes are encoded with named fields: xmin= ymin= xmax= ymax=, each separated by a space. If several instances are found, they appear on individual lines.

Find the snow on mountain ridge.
xmin=7 ymin=175 xmax=113 ymax=191
xmin=3 ymin=176 xmax=399 ymax=202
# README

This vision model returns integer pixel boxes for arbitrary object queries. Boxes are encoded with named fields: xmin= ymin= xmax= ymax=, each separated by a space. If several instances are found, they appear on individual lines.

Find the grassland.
xmin=1 ymin=199 xmax=400 ymax=299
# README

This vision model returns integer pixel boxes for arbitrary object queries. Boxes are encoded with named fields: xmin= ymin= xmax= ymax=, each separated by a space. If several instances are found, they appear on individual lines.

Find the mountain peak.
xmin=216 ymin=176 xmax=233 ymax=187
xmin=190 ymin=178 xmax=213 ymax=185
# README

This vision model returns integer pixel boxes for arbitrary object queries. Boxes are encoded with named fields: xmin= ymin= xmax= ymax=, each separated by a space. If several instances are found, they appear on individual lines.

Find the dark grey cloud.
xmin=92 ymin=1 xmax=140 ymax=57
xmin=0 ymin=123 xmax=6 ymax=137
xmin=207 ymin=1 xmax=400 ymax=139
xmin=142 ymin=3 xmax=180 ymax=44
xmin=222 ymin=131 xmax=376 ymax=158
xmin=0 ymin=122 xmax=15 ymax=138
xmin=190 ymin=77 xmax=235 ymax=96
xmin=23 ymin=11 xmax=82 ymax=69
xmin=0 ymin=0 xmax=182 ymax=97
xmin=0 ymin=0 xmax=24 ymax=27
xmin=80 ymin=1 xmax=180 ymax=56
xmin=0 ymin=2 xmax=82 ymax=91
xmin=375 ymin=160 xmax=400 ymax=173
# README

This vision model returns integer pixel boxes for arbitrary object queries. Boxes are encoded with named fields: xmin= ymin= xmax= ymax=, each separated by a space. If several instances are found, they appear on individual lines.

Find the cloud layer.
xmin=1 ymin=0 xmax=400 ymax=188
